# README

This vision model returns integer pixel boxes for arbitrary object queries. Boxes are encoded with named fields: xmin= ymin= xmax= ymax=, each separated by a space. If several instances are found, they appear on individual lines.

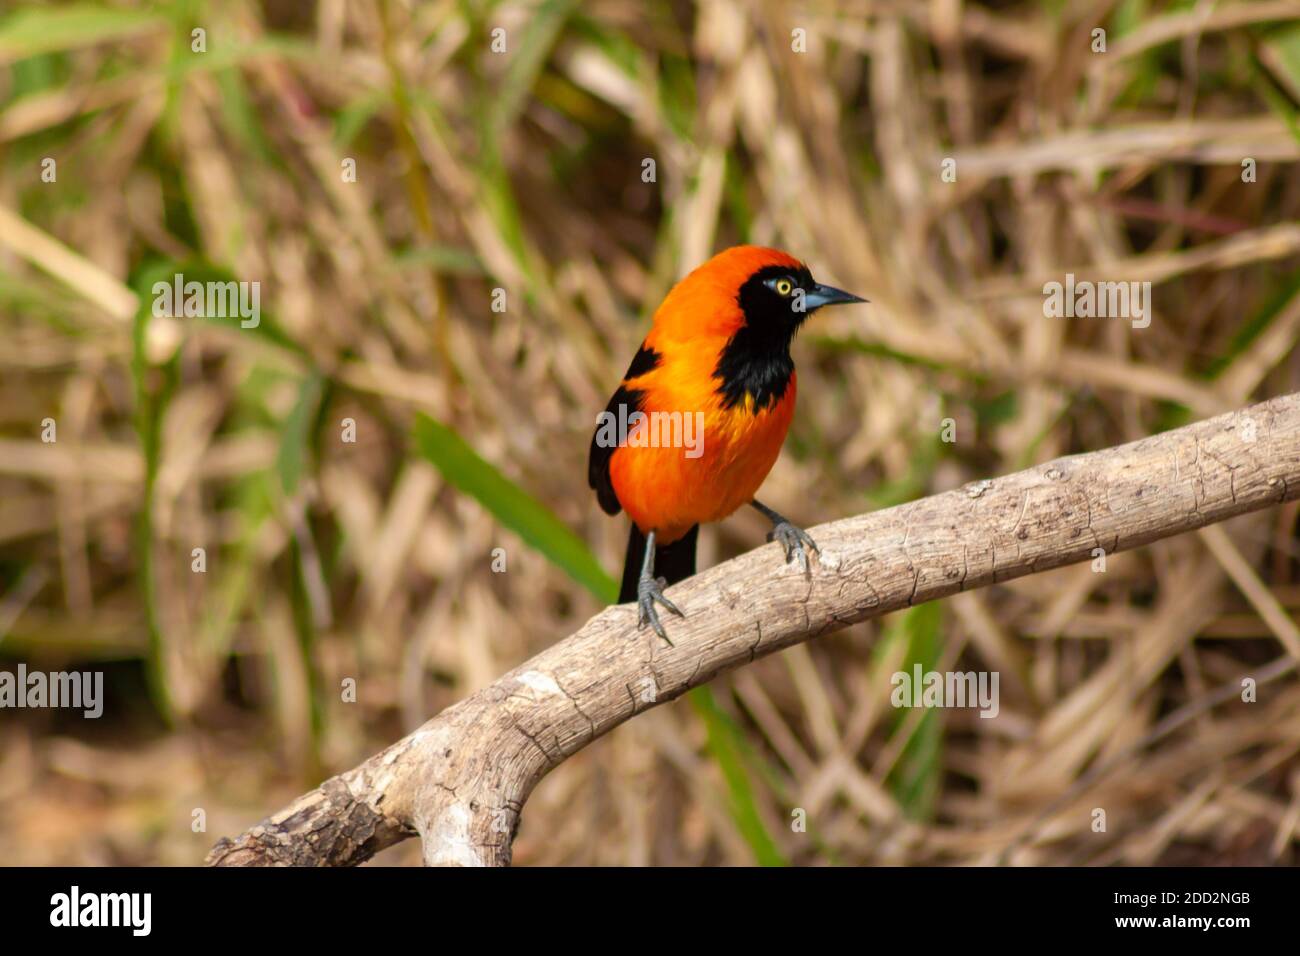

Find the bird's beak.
xmin=804 ymin=283 xmax=868 ymax=310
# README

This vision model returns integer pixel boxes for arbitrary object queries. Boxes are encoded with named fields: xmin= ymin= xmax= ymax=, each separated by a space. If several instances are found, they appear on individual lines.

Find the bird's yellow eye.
xmin=775 ymin=278 xmax=793 ymax=296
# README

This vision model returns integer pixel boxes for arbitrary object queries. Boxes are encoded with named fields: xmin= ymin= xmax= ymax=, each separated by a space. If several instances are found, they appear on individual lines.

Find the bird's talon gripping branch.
xmin=630 ymin=530 xmax=684 ymax=642
xmin=769 ymin=521 xmax=818 ymax=573
xmin=753 ymin=499 xmax=818 ymax=574
xmin=636 ymin=572 xmax=682 ymax=642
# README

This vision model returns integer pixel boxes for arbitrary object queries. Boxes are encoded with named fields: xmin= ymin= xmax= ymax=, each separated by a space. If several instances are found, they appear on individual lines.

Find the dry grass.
xmin=2 ymin=0 xmax=1300 ymax=866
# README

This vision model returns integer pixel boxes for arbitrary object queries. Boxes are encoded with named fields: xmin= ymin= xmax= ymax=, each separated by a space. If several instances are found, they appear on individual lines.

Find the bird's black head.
xmin=716 ymin=263 xmax=867 ymax=411
xmin=737 ymin=263 xmax=867 ymax=341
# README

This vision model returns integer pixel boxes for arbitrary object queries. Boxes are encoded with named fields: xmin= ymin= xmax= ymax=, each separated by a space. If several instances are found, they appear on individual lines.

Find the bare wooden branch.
xmin=206 ymin=393 xmax=1300 ymax=867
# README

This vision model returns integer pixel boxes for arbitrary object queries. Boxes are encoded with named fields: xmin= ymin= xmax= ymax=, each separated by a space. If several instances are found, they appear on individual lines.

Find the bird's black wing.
xmin=588 ymin=342 xmax=661 ymax=516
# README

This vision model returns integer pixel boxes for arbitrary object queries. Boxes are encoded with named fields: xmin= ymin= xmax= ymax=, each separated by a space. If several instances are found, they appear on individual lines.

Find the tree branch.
xmin=206 ymin=392 xmax=1300 ymax=866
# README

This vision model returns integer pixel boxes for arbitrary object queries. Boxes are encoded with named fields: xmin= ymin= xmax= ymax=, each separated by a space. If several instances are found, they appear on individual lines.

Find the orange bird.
xmin=588 ymin=246 xmax=866 ymax=638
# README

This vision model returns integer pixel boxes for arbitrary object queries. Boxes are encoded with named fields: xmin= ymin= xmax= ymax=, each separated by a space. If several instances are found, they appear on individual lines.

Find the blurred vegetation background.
xmin=3 ymin=0 xmax=1300 ymax=866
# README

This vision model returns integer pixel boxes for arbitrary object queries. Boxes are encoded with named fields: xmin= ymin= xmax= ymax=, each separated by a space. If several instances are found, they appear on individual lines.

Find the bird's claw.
xmin=637 ymin=574 xmax=684 ymax=643
xmin=768 ymin=521 xmax=819 ymax=574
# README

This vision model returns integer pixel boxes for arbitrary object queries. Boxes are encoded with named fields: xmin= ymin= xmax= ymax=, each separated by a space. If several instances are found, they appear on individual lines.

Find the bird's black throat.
xmin=713 ymin=264 xmax=814 ymax=411
xmin=713 ymin=327 xmax=796 ymax=411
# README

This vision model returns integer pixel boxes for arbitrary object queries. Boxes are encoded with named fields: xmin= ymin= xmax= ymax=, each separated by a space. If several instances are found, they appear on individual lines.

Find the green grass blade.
xmin=0 ymin=4 xmax=165 ymax=61
xmin=881 ymin=603 xmax=945 ymax=820
xmin=277 ymin=372 xmax=324 ymax=495
xmin=412 ymin=413 xmax=617 ymax=602
xmin=128 ymin=264 xmax=180 ymax=723
xmin=689 ymin=688 xmax=788 ymax=866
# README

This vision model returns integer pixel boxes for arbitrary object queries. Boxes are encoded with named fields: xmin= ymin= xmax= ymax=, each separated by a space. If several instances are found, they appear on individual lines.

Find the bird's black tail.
xmin=619 ymin=524 xmax=699 ymax=603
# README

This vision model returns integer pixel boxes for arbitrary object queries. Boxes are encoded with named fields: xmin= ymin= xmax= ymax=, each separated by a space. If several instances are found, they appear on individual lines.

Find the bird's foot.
xmin=768 ymin=521 xmax=819 ymax=574
xmin=637 ymin=573 xmax=684 ymax=644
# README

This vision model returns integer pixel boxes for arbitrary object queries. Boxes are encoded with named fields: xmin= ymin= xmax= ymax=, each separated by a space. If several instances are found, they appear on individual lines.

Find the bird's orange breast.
xmin=609 ymin=359 xmax=796 ymax=544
